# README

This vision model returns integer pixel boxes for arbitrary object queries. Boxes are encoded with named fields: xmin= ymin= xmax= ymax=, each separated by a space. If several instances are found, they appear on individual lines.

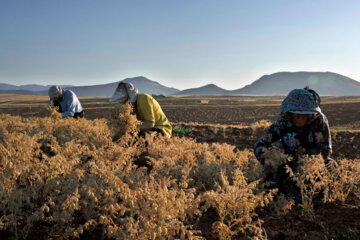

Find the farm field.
xmin=1 ymin=94 xmax=360 ymax=128
xmin=0 ymin=94 xmax=360 ymax=239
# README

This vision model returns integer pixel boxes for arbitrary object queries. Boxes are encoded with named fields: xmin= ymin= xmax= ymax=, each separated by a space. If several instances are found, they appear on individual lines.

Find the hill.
xmin=63 ymin=77 xmax=179 ymax=97
xmin=122 ymin=77 xmax=179 ymax=96
xmin=2 ymin=72 xmax=360 ymax=97
xmin=0 ymin=84 xmax=73 ymax=92
xmin=0 ymin=77 xmax=179 ymax=97
xmin=173 ymin=72 xmax=360 ymax=96
xmin=0 ymin=89 xmax=43 ymax=95
xmin=232 ymin=72 xmax=360 ymax=95
xmin=172 ymin=84 xmax=230 ymax=95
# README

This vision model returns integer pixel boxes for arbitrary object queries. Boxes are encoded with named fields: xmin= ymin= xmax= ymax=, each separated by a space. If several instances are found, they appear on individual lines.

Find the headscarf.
xmin=109 ymin=82 xmax=138 ymax=103
xmin=281 ymin=88 xmax=321 ymax=115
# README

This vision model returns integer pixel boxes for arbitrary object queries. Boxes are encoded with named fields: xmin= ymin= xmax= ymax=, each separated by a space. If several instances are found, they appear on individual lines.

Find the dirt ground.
xmin=260 ymin=194 xmax=360 ymax=240
xmin=195 ymin=194 xmax=360 ymax=240
xmin=1 ymin=95 xmax=360 ymax=128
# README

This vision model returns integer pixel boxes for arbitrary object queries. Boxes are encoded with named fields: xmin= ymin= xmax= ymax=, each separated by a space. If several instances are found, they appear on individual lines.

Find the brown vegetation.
xmin=0 ymin=104 xmax=359 ymax=240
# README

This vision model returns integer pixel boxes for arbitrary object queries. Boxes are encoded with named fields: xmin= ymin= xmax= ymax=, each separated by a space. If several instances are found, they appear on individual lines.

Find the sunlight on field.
xmin=1 ymin=95 xmax=359 ymax=129
xmin=0 ymin=105 xmax=359 ymax=239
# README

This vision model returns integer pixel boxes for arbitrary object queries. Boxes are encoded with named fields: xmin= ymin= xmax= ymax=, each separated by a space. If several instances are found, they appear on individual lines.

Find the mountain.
xmin=173 ymin=72 xmax=360 ymax=96
xmin=61 ymin=77 xmax=179 ymax=97
xmin=0 ymin=90 xmax=44 ymax=95
xmin=0 ymin=77 xmax=179 ymax=97
xmin=0 ymin=84 xmax=20 ymax=91
xmin=173 ymin=84 xmax=230 ymax=95
xmin=1 ymin=72 xmax=359 ymax=97
xmin=122 ymin=77 xmax=179 ymax=96
xmin=232 ymin=72 xmax=360 ymax=96
xmin=20 ymin=84 xmax=74 ymax=91
xmin=0 ymin=83 xmax=74 ymax=91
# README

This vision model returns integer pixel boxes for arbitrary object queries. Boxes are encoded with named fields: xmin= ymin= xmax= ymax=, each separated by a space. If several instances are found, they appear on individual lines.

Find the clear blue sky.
xmin=1 ymin=0 xmax=360 ymax=90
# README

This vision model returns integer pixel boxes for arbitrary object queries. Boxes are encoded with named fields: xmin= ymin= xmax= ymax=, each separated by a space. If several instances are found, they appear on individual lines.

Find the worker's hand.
xmin=296 ymin=147 xmax=307 ymax=155
xmin=263 ymin=159 xmax=275 ymax=175
xmin=138 ymin=121 xmax=155 ymax=131
xmin=325 ymin=157 xmax=338 ymax=172
xmin=263 ymin=161 xmax=275 ymax=181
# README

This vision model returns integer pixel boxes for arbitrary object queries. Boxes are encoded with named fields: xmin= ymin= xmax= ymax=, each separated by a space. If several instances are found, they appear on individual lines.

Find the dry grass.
xmin=0 ymin=108 xmax=268 ymax=239
xmin=251 ymin=120 xmax=272 ymax=137
xmin=0 ymin=105 xmax=359 ymax=239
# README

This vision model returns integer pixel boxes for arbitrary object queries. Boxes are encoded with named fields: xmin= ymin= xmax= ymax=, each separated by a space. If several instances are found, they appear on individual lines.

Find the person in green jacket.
xmin=109 ymin=82 xmax=172 ymax=137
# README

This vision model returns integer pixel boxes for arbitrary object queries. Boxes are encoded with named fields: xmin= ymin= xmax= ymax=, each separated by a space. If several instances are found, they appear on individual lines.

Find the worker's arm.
xmin=254 ymin=119 xmax=284 ymax=165
xmin=61 ymin=91 xmax=83 ymax=118
xmin=138 ymin=121 xmax=155 ymax=131
xmin=61 ymin=93 xmax=76 ymax=118
xmin=136 ymin=95 xmax=156 ymax=131
xmin=314 ymin=114 xmax=332 ymax=159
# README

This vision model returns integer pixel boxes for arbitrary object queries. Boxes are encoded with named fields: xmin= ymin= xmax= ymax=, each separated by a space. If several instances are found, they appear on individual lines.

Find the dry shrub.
xmin=269 ymin=194 xmax=295 ymax=216
xmin=190 ymin=145 xmax=263 ymax=192
xmin=324 ymin=159 xmax=360 ymax=202
xmin=108 ymin=103 xmax=140 ymax=143
xmin=39 ymin=105 xmax=62 ymax=119
xmin=262 ymin=146 xmax=289 ymax=170
xmin=251 ymin=120 xmax=272 ymax=137
xmin=0 ymin=110 xmax=267 ymax=239
xmin=122 ymin=175 xmax=201 ymax=239
xmin=203 ymin=170 xmax=277 ymax=240
xmin=285 ymin=155 xmax=360 ymax=211
xmin=1 ymin=108 xmax=359 ymax=239
xmin=285 ymin=155 xmax=327 ymax=212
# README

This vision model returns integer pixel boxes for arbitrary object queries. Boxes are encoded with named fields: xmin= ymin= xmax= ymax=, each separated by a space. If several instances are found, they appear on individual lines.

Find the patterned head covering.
xmin=281 ymin=89 xmax=321 ymax=114
xmin=110 ymin=82 xmax=138 ymax=103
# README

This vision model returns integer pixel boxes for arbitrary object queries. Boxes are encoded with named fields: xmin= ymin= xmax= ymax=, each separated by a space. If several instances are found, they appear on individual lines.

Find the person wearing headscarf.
xmin=48 ymin=86 xmax=84 ymax=118
xmin=109 ymin=82 xmax=172 ymax=137
xmin=254 ymin=87 xmax=336 ymax=198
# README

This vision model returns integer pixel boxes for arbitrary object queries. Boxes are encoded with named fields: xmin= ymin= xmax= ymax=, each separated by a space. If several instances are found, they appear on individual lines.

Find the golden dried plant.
xmin=262 ymin=146 xmax=289 ymax=170
xmin=202 ymin=170 xmax=277 ymax=240
xmin=0 ymin=109 xmax=359 ymax=240
xmin=108 ymin=103 xmax=140 ymax=144
xmin=251 ymin=120 xmax=272 ymax=137
xmin=285 ymin=155 xmax=327 ymax=212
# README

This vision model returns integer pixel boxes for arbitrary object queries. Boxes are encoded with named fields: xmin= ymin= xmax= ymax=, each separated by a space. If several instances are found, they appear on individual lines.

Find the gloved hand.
xmin=263 ymin=161 xmax=276 ymax=181
xmin=264 ymin=163 xmax=273 ymax=174
xmin=325 ymin=157 xmax=338 ymax=172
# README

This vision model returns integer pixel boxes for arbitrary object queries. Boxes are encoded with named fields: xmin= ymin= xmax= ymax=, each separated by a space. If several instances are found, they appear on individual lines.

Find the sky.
xmin=1 ymin=0 xmax=360 ymax=90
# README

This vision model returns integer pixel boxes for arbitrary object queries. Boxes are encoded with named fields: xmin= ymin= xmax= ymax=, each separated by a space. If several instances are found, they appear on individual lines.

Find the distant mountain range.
xmin=173 ymin=72 xmax=360 ymax=96
xmin=49 ymin=77 xmax=180 ymax=97
xmin=0 ymin=83 xmax=73 ymax=92
xmin=1 ymin=72 xmax=360 ymax=96
xmin=0 ymin=77 xmax=179 ymax=97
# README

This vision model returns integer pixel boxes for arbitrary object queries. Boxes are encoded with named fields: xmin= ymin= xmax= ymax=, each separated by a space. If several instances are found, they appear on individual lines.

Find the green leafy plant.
xmin=332 ymin=230 xmax=357 ymax=240
xmin=173 ymin=125 xmax=191 ymax=135
xmin=151 ymin=94 xmax=166 ymax=99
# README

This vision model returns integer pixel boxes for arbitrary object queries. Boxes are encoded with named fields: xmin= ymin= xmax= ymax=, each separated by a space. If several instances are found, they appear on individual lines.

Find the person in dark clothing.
xmin=48 ymin=86 xmax=84 ymax=118
xmin=254 ymin=87 xmax=337 ymax=199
